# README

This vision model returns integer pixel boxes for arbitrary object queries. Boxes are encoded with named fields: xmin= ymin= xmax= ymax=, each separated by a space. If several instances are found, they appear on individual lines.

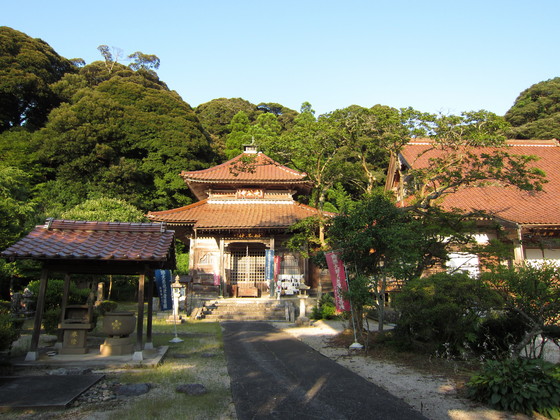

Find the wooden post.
xmin=26 ymin=268 xmax=49 ymax=361
xmin=60 ymin=273 xmax=71 ymax=324
xmin=133 ymin=272 xmax=145 ymax=361
xmin=145 ymin=270 xmax=154 ymax=350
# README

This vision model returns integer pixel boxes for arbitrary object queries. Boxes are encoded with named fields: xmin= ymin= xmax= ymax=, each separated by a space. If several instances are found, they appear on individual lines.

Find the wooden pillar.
xmin=514 ymin=225 xmax=525 ymax=265
xmin=133 ymin=272 xmax=145 ymax=361
xmin=60 ymin=273 xmax=71 ymax=324
xmin=145 ymin=271 xmax=154 ymax=349
xmin=26 ymin=268 xmax=49 ymax=361
xmin=219 ymin=238 xmax=225 ymax=297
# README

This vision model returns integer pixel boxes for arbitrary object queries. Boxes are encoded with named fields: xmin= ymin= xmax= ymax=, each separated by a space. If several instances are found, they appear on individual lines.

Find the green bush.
xmin=0 ymin=300 xmax=11 ymax=314
xmin=311 ymin=293 xmax=337 ymax=320
xmin=467 ymin=358 xmax=560 ymax=418
xmin=393 ymin=272 xmax=500 ymax=357
xmin=474 ymin=311 xmax=529 ymax=359
xmin=26 ymin=279 xmax=90 ymax=310
xmin=42 ymin=308 xmax=61 ymax=335
xmin=0 ymin=313 xmax=22 ymax=351
xmin=95 ymin=300 xmax=118 ymax=315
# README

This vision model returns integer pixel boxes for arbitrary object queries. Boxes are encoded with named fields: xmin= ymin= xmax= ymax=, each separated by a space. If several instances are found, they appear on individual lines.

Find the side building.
xmin=385 ymin=138 xmax=560 ymax=275
xmin=148 ymin=144 xmax=330 ymax=297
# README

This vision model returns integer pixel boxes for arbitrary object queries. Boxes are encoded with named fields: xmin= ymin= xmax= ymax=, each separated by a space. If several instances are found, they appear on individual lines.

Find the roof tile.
xmin=148 ymin=200 xmax=328 ymax=229
xmin=181 ymin=152 xmax=308 ymax=183
xmin=1 ymin=220 xmax=175 ymax=262
xmin=400 ymin=139 xmax=560 ymax=225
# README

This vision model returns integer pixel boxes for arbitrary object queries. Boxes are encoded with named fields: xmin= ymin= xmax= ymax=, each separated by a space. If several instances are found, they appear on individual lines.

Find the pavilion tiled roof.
xmin=399 ymin=139 xmax=560 ymax=225
xmin=147 ymin=199 xmax=328 ymax=230
xmin=1 ymin=219 xmax=175 ymax=262
xmin=181 ymin=152 xmax=309 ymax=184
xmin=181 ymin=151 xmax=312 ymax=200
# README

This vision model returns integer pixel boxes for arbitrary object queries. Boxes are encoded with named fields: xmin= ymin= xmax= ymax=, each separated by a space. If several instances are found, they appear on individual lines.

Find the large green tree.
xmin=327 ymin=192 xmax=473 ymax=330
xmin=195 ymin=98 xmax=259 ymax=154
xmin=33 ymin=61 xmax=215 ymax=214
xmin=225 ymin=111 xmax=282 ymax=158
xmin=325 ymin=105 xmax=419 ymax=196
xmin=257 ymin=102 xmax=298 ymax=132
xmin=505 ymin=77 xmax=560 ymax=140
xmin=0 ymin=26 xmax=76 ymax=132
xmin=0 ymin=164 xmax=38 ymax=300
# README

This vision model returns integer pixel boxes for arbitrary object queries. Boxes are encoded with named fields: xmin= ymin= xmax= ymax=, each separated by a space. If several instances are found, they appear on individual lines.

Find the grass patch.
xmin=102 ymin=319 xmax=233 ymax=420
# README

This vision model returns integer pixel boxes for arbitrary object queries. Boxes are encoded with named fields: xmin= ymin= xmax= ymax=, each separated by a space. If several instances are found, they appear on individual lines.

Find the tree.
xmin=195 ymin=98 xmax=260 ymax=154
xmin=0 ymin=165 xmax=36 ymax=251
xmin=33 ymin=61 xmax=215 ymax=213
xmin=224 ymin=111 xmax=282 ymax=159
xmin=263 ymin=103 xmax=347 ymax=210
xmin=505 ymin=77 xmax=560 ymax=140
xmin=61 ymin=197 xmax=146 ymax=222
xmin=326 ymin=105 xmax=416 ymax=196
xmin=257 ymin=102 xmax=298 ymax=132
xmin=404 ymin=110 xmax=547 ymax=210
xmin=327 ymin=190 xmax=480 ymax=332
xmin=224 ymin=111 xmax=253 ymax=158
xmin=0 ymin=165 xmax=37 ymax=300
xmin=128 ymin=51 xmax=160 ymax=72
xmin=97 ymin=45 xmax=123 ymax=74
xmin=0 ymin=26 xmax=76 ymax=132
xmin=482 ymin=263 xmax=560 ymax=359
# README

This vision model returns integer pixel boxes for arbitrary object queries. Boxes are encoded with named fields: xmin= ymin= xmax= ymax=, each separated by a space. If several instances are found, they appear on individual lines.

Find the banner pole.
xmin=346 ymin=266 xmax=363 ymax=350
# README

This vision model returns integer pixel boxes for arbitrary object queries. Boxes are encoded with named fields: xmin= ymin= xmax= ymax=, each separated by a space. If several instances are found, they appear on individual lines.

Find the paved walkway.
xmin=222 ymin=321 xmax=427 ymax=420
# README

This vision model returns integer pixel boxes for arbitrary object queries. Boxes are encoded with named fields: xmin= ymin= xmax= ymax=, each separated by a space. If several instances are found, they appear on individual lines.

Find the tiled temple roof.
xmin=181 ymin=152 xmax=311 ymax=200
xmin=398 ymin=139 xmax=560 ymax=225
xmin=1 ymin=219 xmax=175 ymax=262
xmin=147 ymin=200 xmax=330 ymax=230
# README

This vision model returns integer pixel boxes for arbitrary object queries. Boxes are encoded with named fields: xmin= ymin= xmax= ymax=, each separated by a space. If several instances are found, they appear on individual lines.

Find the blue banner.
xmin=265 ymin=249 xmax=274 ymax=280
xmin=155 ymin=269 xmax=173 ymax=311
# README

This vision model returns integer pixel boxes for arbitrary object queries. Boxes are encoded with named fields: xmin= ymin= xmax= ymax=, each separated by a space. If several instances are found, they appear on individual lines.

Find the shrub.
xmin=393 ymin=272 xmax=500 ymax=357
xmin=467 ymin=358 xmax=560 ymax=418
xmin=95 ymin=300 xmax=118 ymax=315
xmin=0 ymin=313 xmax=22 ymax=351
xmin=474 ymin=311 xmax=529 ymax=359
xmin=42 ymin=308 xmax=61 ymax=335
xmin=311 ymin=293 xmax=337 ymax=320
xmin=26 ymin=279 xmax=90 ymax=310
xmin=0 ymin=300 xmax=11 ymax=314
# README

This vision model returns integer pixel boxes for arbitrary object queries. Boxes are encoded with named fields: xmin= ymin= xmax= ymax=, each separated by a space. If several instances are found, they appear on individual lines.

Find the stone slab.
xmin=0 ymin=374 xmax=104 ymax=409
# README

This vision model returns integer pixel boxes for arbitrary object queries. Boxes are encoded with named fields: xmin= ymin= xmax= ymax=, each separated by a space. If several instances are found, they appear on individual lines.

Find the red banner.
xmin=325 ymin=251 xmax=351 ymax=311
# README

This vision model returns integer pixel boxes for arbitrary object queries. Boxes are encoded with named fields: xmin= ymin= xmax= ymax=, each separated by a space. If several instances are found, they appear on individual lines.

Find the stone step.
xmin=203 ymin=313 xmax=286 ymax=321
xmin=201 ymin=300 xmax=289 ymax=321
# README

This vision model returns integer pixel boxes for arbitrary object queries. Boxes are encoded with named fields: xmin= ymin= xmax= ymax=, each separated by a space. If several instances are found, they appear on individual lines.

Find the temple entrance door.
xmin=229 ymin=243 xmax=267 ymax=293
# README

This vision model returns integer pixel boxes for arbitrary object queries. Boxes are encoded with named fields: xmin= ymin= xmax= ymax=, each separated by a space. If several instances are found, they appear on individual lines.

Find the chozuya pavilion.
xmin=148 ymin=144 xmax=329 ymax=298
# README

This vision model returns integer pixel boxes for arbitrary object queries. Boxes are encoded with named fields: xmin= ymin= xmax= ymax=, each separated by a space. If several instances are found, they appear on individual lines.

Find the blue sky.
xmin=3 ymin=1 xmax=559 ymax=116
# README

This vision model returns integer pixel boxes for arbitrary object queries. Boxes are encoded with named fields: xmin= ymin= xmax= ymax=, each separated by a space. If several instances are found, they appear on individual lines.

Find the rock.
xmin=295 ymin=316 xmax=311 ymax=326
xmin=48 ymin=367 xmax=93 ymax=375
xmin=176 ymin=383 xmax=207 ymax=395
xmin=171 ymin=353 xmax=190 ymax=358
xmin=115 ymin=383 xmax=151 ymax=396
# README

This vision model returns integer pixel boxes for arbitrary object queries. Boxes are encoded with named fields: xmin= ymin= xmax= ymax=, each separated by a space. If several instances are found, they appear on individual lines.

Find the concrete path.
xmin=222 ymin=321 xmax=427 ymax=420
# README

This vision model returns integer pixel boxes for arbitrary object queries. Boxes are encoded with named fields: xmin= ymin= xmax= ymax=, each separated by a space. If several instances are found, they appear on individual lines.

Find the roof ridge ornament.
xmin=243 ymin=137 xmax=258 ymax=154
xmin=44 ymin=218 xmax=54 ymax=230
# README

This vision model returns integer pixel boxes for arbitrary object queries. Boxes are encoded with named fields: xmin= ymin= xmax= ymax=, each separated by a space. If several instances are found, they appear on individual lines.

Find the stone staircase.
xmin=198 ymin=298 xmax=296 ymax=322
